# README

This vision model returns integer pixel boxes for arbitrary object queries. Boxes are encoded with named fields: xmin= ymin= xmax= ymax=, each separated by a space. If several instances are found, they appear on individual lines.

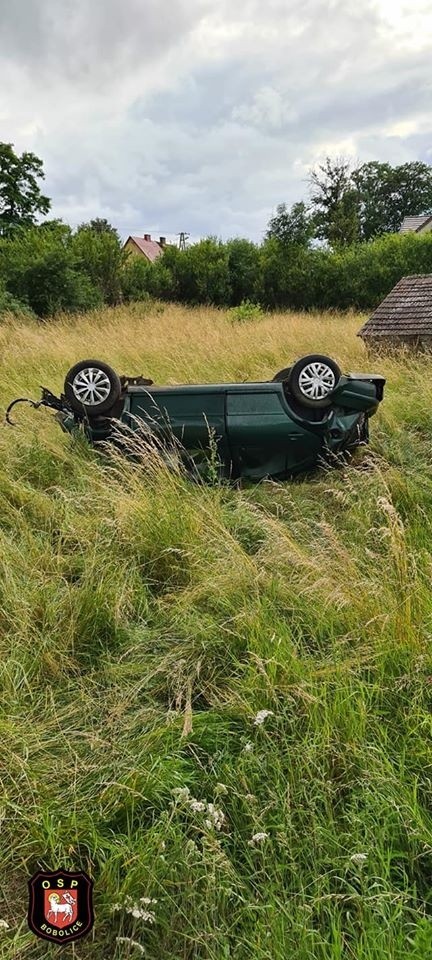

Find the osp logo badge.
xmin=28 ymin=870 xmax=94 ymax=944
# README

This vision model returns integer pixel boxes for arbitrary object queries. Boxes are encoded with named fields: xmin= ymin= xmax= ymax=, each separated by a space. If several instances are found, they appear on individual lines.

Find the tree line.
xmin=1 ymin=142 xmax=432 ymax=319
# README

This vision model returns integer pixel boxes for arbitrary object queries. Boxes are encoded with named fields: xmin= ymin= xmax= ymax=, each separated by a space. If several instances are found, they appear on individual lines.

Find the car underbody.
xmin=6 ymin=355 xmax=385 ymax=482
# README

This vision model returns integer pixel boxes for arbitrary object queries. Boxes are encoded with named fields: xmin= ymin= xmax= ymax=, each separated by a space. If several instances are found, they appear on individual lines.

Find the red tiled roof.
xmin=126 ymin=236 xmax=163 ymax=262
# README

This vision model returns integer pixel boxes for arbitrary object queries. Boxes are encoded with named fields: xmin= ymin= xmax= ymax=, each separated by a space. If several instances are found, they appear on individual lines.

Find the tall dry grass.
xmin=0 ymin=302 xmax=432 ymax=959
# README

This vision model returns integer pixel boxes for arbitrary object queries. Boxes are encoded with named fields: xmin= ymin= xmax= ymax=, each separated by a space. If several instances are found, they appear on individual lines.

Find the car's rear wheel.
xmin=288 ymin=354 xmax=341 ymax=408
xmin=64 ymin=359 xmax=122 ymax=416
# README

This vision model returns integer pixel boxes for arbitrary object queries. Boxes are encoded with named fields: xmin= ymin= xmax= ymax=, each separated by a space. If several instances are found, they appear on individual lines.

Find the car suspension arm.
xmin=5 ymin=388 xmax=72 ymax=425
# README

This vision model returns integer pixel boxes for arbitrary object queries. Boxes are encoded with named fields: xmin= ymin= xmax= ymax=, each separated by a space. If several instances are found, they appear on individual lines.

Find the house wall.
xmin=418 ymin=221 xmax=432 ymax=235
xmin=124 ymin=239 xmax=141 ymax=256
xmin=363 ymin=335 xmax=432 ymax=352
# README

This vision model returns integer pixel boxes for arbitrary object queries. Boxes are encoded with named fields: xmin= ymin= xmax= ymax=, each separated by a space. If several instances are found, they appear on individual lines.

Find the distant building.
xmin=123 ymin=234 xmax=167 ymax=263
xmin=358 ymin=274 xmax=432 ymax=348
xmin=399 ymin=215 xmax=432 ymax=235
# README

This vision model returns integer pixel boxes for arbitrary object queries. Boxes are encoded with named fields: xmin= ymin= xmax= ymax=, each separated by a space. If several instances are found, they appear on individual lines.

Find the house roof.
xmin=399 ymin=215 xmax=432 ymax=233
xmin=126 ymin=236 xmax=164 ymax=262
xmin=358 ymin=274 xmax=432 ymax=339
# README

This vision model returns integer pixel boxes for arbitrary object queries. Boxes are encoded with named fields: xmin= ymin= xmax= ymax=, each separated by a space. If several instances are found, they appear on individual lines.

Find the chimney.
xmin=159 ymin=236 xmax=166 ymax=247
xmin=144 ymin=233 xmax=151 ymax=241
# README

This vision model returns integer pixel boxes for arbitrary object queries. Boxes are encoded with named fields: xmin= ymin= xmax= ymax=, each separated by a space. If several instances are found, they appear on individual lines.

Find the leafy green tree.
xmin=77 ymin=217 xmax=120 ymax=240
xmin=266 ymin=201 xmax=313 ymax=247
xmin=0 ymin=224 xmax=101 ymax=317
xmin=0 ymin=142 xmax=51 ymax=237
xmin=0 ymin=278 xmax=35 ymax=319
xmin=121 ymin=255 xmax=151 ymax=301
xmin=23 ymin=250 xmax=102 ymax=316
xmin=261 ymin=239 xmax=323 ymax=309
xmin=72 ymin=225 xmax=125 ymax=305
xmin=226 ymin=238 xmax=262 ymax=305
xmin=174 ymin=238 xmax=231 ymax=305
xmin=352 ymin=160 xmax=432 ymax=239
xmin=309 ymin=157 xmax=360 ymax=248
xmin=148 ymin=245 xmax=181 ymax=301
xmin=260 ymin=231 xmax=432 ymax=311
xmin=309 ymin=156 xmax=432 ymax=244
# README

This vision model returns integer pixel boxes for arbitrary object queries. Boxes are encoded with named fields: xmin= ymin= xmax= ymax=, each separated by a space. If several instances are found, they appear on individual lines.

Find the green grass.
xmin=0 ymin=303 xmax=432 ymax=958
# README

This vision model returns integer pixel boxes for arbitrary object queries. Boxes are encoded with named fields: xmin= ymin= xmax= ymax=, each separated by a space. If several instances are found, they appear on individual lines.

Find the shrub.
xmin=72 ymin=226 xmax=125 ymax=305
xmin=147 ymin=246 xmax=181 ymax=301
xmin=226 ymin=238 xmax=263 ymax=305
xmin=174 ymin=238 xmax=231 ymax=305
xmin=260 ymin=232 xmax=432 ymax=311
xmin=0 ymin=223 xmax=102 ymax=317
xmin=0 ymin=282 xmax=36 ymax=319
xmin=121 ymin=255 xmax=151 ymax=302
xmin=228 ymin=300 xmax=264 ymax=323
xmin=2 ymin=220 xmax=432 ymax=319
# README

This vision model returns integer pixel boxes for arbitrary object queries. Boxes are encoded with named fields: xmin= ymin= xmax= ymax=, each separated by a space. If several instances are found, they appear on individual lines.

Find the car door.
xmin=226 ymin=384 xmax=322 ymax=478
xmin=129 ymin=385 xmax=226 ymax=449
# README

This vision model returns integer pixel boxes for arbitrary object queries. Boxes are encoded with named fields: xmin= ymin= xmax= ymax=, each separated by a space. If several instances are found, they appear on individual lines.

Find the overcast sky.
xmin=1 ymin=0 xmax=431 ymax=242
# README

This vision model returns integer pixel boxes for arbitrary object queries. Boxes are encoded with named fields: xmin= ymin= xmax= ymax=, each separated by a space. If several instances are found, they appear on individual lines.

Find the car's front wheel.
xmin=272 ymin=366 xmax=292 ymax=382
xmin=64 ymin=359 xmax=122 ymax=416
xmin=288 ymin=354 xmax=341 ymax=408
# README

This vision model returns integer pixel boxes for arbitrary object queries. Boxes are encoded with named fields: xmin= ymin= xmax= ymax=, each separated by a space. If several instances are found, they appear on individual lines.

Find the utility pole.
xmin=178 ymin=232 xmax=190 ymax=251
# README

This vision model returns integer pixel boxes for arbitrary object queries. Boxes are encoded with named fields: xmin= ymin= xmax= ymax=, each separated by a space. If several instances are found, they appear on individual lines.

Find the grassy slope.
xmin=0 ymin=303 xmax=432 ymax=959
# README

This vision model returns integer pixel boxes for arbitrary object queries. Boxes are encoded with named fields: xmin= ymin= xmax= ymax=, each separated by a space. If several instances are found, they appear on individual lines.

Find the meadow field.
xmin=1 ymin=302 xmax=432 ymax=959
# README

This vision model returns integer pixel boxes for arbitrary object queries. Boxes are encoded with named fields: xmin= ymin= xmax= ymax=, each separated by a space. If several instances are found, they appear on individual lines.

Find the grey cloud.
xmin=0 ymin=0 xmax=210 ymax=85
xmin=1 ymin=0 xmax=431 ymax=239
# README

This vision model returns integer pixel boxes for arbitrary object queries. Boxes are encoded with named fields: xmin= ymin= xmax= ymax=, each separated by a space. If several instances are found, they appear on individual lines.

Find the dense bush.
xmin=226 ymin=238 xmax=263 ymax=305
xmin=146 ymin=231 xmax=432 ymax=312
xmin=72 ymin=225 xmax=126 ymax=305
xmin=173 ymin=237 xmax=231 ymax=305
xmin=0 ymin=223 xmax=102 ymax=317
xmin=259 ymin=231 xmax=432 ymax=311
xmin=0 ymin=280 xmax=35 ymax=318
xmin=1 ymin=221 xmax=432 ymax=320
xmin=120 ymin=255 xmax=151 ymax=302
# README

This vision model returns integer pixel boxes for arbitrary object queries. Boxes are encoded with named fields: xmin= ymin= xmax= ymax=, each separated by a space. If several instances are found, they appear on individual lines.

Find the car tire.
xmin=64 ymin=359 xmax=122 ymax=416
xmin=272 ymin=366 xmax=292 ymax=382
xmin=288 ymin=354 xmax=341 ymax=408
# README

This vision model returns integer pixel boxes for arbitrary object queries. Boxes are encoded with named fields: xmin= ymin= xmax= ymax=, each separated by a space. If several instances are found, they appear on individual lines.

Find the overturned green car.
xmin=8 ymin=354 xmax=385 ymax=481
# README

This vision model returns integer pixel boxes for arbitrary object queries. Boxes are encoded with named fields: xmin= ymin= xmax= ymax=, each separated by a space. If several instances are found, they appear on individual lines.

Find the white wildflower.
xmin=116 ymin=937 xmax=145 ymax=955
xmin=244 ymin=741 xmax=254 ymax=752
xmin=172 ymin=786 xmax=190 ymax=801
xmin=0 ymin=919 xmax=9 ymax=930
xmin=172 ymin=789 xmax=226 ymax=831
xmin=206 ymin=802 xmax=225 ymax=830
xmin=129 ymin=906 xmax=156 ymax=923
xmin=245 ymin=793 xmax=257 ymax=803
xmin=248 ymin=832 xmax=269 ymax=846
xmin=113 ymin=895 xmax=157 ymax=923
xmin=350 ymin=852 xmax=367 ymax=865
xmin=253 ymin=709 xmax=274 ymax=726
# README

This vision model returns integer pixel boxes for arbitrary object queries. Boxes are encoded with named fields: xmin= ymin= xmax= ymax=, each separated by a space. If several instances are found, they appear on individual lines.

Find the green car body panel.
xmin=58 ymin=372 xmax=384 ymax=481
